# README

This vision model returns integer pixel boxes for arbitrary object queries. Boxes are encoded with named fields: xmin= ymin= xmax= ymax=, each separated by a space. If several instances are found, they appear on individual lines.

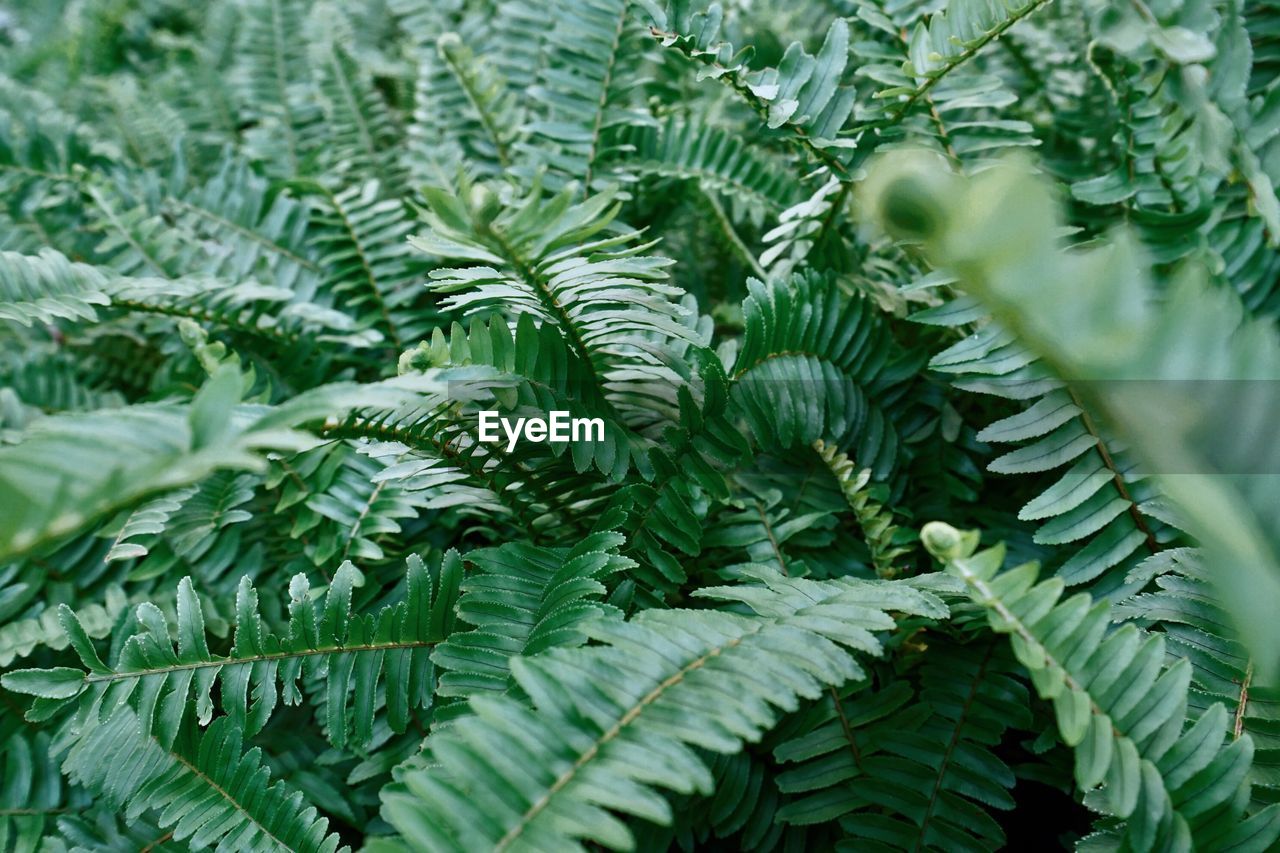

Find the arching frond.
xmin=865 ymin=151 xmax=1280 ymax=672
xmin=381 ymin=571 xmax=946 ymax=851
xmin=524 ymin=0 xmax=655 ymax=191
xmin=612 ymin=118 xmax=801 ymax=225
xmin=730 ymin=273 xmax=903 ymax=478
xmin=0 ymin=371 xmax=433 ymax=561
xmin=924 ymin=523 xmax=1280 ymax=852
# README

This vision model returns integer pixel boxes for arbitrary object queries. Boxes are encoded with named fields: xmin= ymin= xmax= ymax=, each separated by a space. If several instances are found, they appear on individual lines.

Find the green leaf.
xmin=0 ymin=667 xmax=86 ymax=699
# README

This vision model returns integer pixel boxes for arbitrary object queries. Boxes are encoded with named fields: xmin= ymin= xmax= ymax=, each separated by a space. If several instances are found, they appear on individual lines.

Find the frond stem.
xmin=1066 ymin=387 xmax=1160 ymax=552
xmin=82 ymin=638 xmax=437 ymax=684
xmin=754 ymin=501 xmax=791 ymax=576
xmin=1234 ymin=660 xmax=1253 ymax=740
xmin=494 ymin=632 xmax=750 ymax=850
xmin=857 ymin=0 xmax=1055 ymax=135
xmin=912 ymin=642 xmax=996 ymax=852
xmin=829 ymin=686 xmax=866 ymax=772
xmin=315 ymin=186 xmax=404 ymax=349
xmin=168 ymin=197 xmax=320 ymax=271
xmin=583 ymin=0 xmax=631 ymax=192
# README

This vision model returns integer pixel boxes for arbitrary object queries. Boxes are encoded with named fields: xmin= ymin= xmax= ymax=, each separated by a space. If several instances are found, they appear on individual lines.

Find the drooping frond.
xmin=0 ymin=370 xmax=433 ymax=561
xmin=0 ymin=249 xmax=111 ymax=327
xmin=103 ymin=486 xmax=201 ymax=563
xmin=281 ymin=443 xmax=430 ymax=566
xmin=367 ymin=313 xmax=636 ymax=514
xmin=0 ymin=246 xmax=377 ymax=361
xmin=924 ymin=308 xmax=1168 ymax=593
xmin=924 ymin=523 xmax=1280 ymax=851
xmin=0 ymin=369 xmax=294 ymax=562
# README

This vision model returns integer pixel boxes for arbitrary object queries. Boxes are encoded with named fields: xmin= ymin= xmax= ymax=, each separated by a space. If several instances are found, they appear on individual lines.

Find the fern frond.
xmin=613 ymin=118 xmax=801 ymax=225
xmin=266 ymin=442 xmax=428 ymax=568
xmin=0 ymin=584 xmax=129 ymax=669
xmin=648 ymin=7 xmax=856 ymax=179
xmin=0 ymin=249 xmax=111 ymax=327
xmin=862 ymin=0 xmax=1051 ymax=136
xmin=233 ymin=0 xmax=321 ymax=177
xmin=730 ymin=273 xmax=902 ymax=478
xmin=103 ymin=486 xmax=201 ymax=563
xmin=371 ymin=314 xmax=636 ymax=517
xmin=0 ymin=247 xmax=380 ymax=374
xmin=865 ymin=150 xmax=1280 ymax=670
xmin=775 ymin=643 xmax=1029 ymax=851
xmin=0 ymin=730 xmax=66 ymax=849
xmin=814 ymin=439 xmax=914 ymax=578
xmin=40 ymin=809 xmax=185 ymax=853
xmin=924 ymin=523 xmax=1280 ymax=851
xmin=165 ymin=155 xmax=319 ymax=293
xmin=926 ymin=313 xmax=1168 ymax=592
xmin=0 ymin=369 xmax=291 ymax=561
xmin=432 ymin=533 xmax=630 ymax=711
xmin=413 ymin=181 xmax=697 ymax=414
xmin=0 ymin=371 xmax=432 ymax=561
xmin=3 ymin=554 xmax=460 ymax=749
xmin=0 ymin=349 xmax=126 ymax=415
xmin=86 ymin=76 xmax=187 ymax=169
xmin=304 ymin=180 xmax=429 ymax=350
xmin=112 ymin=471 xmax=261 ymax=589
xmin=525 ymin=0 xmax=654 ymax=191
xmin=404 ymin=34 xmax=522 ymax=182
xmin=380 ymin=570 xmax=946 ymax=851
xmin=1115 ymin=548 xmax=1280 ymax=807
xmin=63 ymin=707 xmax=345 ymax=853
xmin=313 ymin=41 xmax=405 ymax=189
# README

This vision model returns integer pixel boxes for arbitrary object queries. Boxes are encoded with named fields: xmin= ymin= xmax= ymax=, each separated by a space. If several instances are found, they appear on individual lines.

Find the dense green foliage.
xmin=0 ymin=0 xmax=1278 ymax=850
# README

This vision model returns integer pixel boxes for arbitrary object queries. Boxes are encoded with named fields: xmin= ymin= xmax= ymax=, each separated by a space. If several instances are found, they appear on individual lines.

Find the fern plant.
xmin=1 ymin=0 xmax=1278 ymax=850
